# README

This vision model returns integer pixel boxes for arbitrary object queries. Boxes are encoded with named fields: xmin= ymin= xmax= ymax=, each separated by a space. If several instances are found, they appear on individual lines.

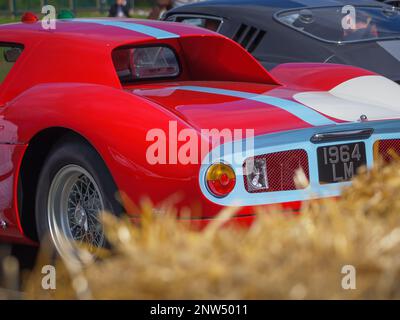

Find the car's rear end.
xmin=131 ymin=78 xmax=400 ymax=224
xmin=9 ymin=18 xmax=399 ymax=227
xmin=102 ymin=19 xmax=400 ymax=223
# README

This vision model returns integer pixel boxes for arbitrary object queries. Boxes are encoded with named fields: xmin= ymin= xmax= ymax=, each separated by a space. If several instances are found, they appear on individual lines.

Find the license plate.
xmin=317 ymin=142 xmax=366 ymax=184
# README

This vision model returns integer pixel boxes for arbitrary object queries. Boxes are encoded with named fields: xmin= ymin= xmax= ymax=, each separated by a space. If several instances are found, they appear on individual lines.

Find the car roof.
xmin=167 ymin=0 xmax=386 ymax=14
xmin=177 ymin=0 xmax=382 ymax=8
xmin=0 ymin=17 xmax=277 ymax=103
xmin=0 ymin=18 xmax=217 ymax=47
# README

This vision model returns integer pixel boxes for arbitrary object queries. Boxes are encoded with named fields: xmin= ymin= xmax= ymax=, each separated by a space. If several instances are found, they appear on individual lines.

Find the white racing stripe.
xmin=294 ymin=75 xmax=400 ymax=122
xmin=171 ymin=86 xmax=337 ymax=126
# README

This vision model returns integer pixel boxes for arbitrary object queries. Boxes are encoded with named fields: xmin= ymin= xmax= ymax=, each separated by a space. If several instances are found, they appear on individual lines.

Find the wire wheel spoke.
xmin=48 ymin=165 xmax=106 ymax=255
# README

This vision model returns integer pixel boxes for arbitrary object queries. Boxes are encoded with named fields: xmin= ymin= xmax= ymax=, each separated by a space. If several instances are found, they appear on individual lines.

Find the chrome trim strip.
xmin=310 ymin=129 xmax=374 ymax=143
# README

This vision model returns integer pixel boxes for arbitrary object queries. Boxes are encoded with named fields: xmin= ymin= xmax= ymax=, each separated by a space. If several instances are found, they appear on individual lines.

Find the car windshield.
xmin=277 ymin=6 xmax=400 ymax=43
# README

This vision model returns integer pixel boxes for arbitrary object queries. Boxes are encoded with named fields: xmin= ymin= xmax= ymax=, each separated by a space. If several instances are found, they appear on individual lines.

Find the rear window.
xmin=112 ymin=46 xmax=180 ymax=83
xmin=0 ymin=44 xmax=23 ymax=84
xmin=276 ymin=6 xmax=400 ymax=43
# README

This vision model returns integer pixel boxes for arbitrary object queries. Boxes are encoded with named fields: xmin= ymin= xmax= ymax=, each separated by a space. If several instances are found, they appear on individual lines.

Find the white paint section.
xmin=294 ymin=75 xmax=400 ymax=122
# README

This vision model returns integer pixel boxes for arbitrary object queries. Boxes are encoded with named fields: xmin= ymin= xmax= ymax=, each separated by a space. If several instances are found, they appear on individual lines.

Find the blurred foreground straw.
xmin=0 ymin=245 xmax=22 ymax=299
xmin=25 ymin=160 xmax=400 ymax=299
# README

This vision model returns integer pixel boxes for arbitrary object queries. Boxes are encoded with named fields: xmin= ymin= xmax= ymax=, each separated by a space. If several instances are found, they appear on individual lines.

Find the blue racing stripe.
xmin=173 ymin=86 xmax=336 ymax=126
xmin=75 ymin=19 xmax=179 ymax=39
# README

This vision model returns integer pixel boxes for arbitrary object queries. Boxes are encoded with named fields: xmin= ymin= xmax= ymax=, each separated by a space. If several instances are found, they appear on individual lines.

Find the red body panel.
xmin=0 ymin=19 xmax=371 ymax=244
xmin=0 ymin=144 xmax=29 ymax=242
xmin=131 ymin=82 xmax=314 ymax=136
xmin=270 ymin=63 xmax=375 ymax=91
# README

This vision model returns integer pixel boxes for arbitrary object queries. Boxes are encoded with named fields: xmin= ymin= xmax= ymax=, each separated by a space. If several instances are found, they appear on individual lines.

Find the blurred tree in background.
xmin=0 ymin=0 xmax=154 ymax=16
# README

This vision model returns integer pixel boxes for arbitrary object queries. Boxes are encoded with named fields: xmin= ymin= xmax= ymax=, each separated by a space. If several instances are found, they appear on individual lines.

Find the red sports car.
xmin=1 ymin=17 xmax=400 ymax=255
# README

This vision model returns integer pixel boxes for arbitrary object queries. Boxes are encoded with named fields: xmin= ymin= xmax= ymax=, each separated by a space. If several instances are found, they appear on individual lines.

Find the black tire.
xmin=35 ymin=135 xmax=123 ymax=256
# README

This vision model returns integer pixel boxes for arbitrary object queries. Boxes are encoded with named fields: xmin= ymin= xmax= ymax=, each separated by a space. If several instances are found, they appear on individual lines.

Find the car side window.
xmin=0 ymin=44 xmax=23 ymax=85
xmin=276 ymin=6 xmax=400 ymax=43
xmin=168 ymin=15 xmax=222 ymax=32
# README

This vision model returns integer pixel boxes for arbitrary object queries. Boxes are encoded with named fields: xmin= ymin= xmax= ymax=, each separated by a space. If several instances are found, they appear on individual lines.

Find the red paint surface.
xmin=0 ymin=19 xmax=370 ymax=244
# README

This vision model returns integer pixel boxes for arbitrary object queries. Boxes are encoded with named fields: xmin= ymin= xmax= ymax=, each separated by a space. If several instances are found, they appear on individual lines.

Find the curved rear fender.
xmin=270 ymin=63 xmax=376 ymax=91
xmin=5 ymin=83 xmax=209 ymax=211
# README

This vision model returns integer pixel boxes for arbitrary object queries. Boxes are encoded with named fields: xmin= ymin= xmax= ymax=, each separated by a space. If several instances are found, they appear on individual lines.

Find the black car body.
xmin=164 ymin=0 xmax=400 ymax=81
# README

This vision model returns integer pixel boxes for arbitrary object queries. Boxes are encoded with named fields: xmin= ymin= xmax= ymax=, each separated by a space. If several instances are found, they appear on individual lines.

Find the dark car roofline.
xmin=165 ymin=0 xmax=395 ymax=45
xmin=273 ymin=4 xmax=400 ymax=45
xmin=166 ymin=0 xmax=385 ymax=14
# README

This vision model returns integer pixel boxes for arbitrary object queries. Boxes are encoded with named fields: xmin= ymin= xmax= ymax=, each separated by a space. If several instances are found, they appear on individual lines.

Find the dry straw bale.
xmin=25 ymin=161 xmax=400 ymax=299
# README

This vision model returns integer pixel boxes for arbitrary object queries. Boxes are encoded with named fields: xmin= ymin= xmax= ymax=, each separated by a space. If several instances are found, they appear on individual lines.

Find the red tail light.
xmin=243 ymin=149 xmax=309 ymax=193
xmin=206 ymin=163 xmax=236 ymax=198
xmin=374 ymin=139 xmax=400 ymax=163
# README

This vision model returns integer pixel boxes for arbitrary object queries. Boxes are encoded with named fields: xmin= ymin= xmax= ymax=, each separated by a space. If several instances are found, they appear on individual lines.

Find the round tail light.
xmin=206 ymin=163 xmax=236 ymax=198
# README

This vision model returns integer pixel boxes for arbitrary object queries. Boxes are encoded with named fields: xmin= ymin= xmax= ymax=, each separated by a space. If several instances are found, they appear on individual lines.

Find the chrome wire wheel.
xmin=47 ymin=164 xmax=105 ymax=255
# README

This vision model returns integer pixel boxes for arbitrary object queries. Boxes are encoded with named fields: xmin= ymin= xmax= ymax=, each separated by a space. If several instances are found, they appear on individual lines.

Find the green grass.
xmin=0 ymin=47 xmax=14 ymax=84
xmin=75 ymin=11 xmax=146 ymax=19
xmin=0 ymin=10 xmax=147 ymax=25
xmin=0 ymin=16 xmax=17 ymax=24
xmin=0 ymin=63 xmax=12 ymax=83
